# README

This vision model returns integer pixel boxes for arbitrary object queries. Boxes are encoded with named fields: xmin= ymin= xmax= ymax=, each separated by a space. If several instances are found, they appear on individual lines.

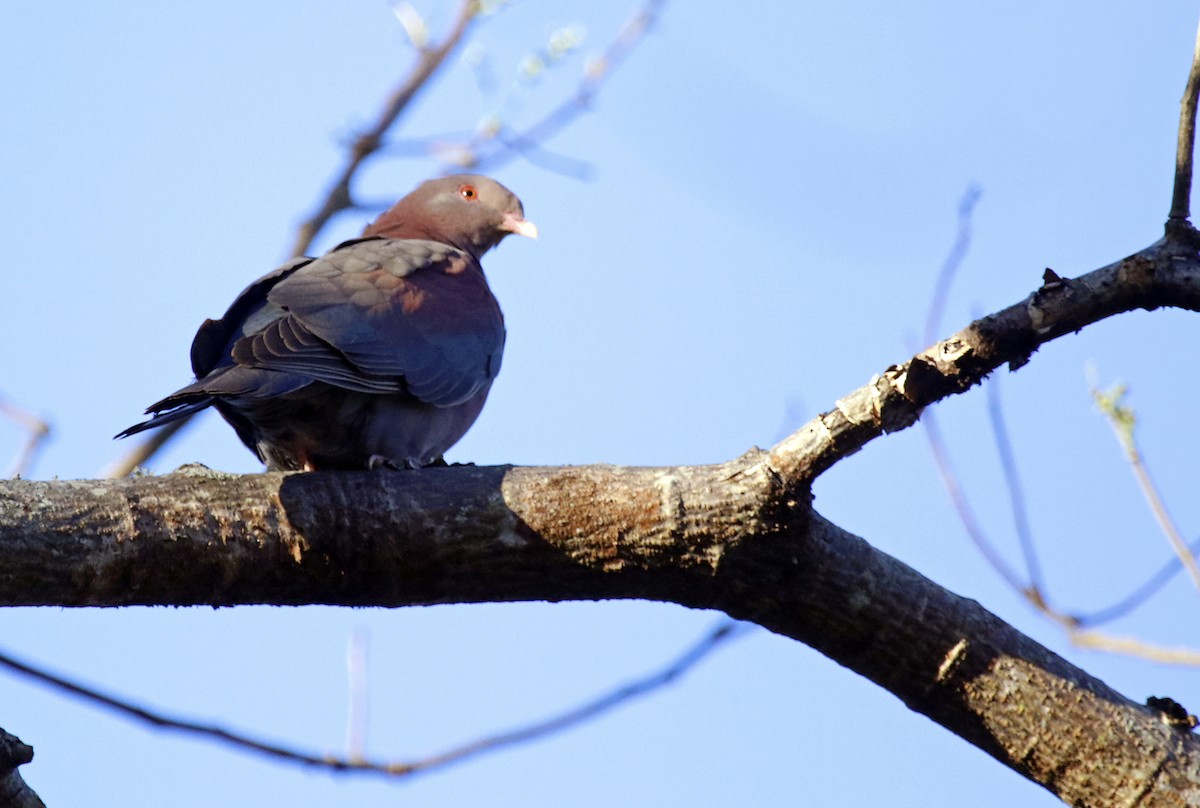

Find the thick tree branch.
xmin=14 ymin=10 xmax=1198 ymax=807
xmin=2 ymin=452 xmax=1199 ymax=803
xmin=5 ymin=231 xmax=1200 ymax=803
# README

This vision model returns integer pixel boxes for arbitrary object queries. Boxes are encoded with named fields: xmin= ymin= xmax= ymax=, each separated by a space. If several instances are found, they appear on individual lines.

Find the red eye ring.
xmin=459 ymin=184 xmax=479 ymax=201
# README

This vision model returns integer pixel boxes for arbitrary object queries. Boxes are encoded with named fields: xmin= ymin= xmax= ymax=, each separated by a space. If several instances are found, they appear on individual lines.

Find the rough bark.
xmin=4 ymin=236 xmax=1200 ymax=805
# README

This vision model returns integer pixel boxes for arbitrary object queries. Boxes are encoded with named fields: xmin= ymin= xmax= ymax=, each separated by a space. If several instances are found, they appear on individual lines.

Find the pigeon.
xmin=117 ymin=174 xmax=537 ymax=471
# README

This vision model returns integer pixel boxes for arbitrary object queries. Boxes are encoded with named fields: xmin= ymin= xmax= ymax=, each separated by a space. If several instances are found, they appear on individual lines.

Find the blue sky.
xmin=3 ymin=2 xmax=1199 ymax=805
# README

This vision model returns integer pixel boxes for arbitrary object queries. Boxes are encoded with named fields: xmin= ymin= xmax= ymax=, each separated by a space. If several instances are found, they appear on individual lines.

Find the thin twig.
xmin=401 ymin=620 xmax=750 ymax=776
xmin=923 ymin=184 xmax=982 ymax=345
xmin=919 ymin=186 xmax=1025 ymax=590
xmin=1091 ymin=384 xmax=1200 ymax=592
xmin=1028 ymin=602 xmax=1200 ymax=665
xmin=1168 ymin=11 xmax=1200 ymax=227
xmin=378 ymin=0 xmax=660 ymax=178
xmin=924 ymin=412 xmax=1026 ymax=592
xmin=457 ymin=0 xmax=663 ymax=173
xmin=491 ymin=133 xmax=595 ymax=180
xmin=0 ymin=620 xmax=747 ymax=779
xmin=289 ymin=0 xmax=481 ymax=259
xmin=1074 ymin=533 xmax=1200 ymax=625
xmin=985 ymin=376 xmax=1045 ymax=596
xmin=101 ymin=416 xmax=186 ymax=479
xmin=1068 ymin=629 xmax=1200 ymax=666
xmin=1126 ymin=449 xmax=1200 ymax=591
xmin=917 ymin=190 xmax=1200 ymax=665
xmin=928 ymin=393 xmax=1200 ymax=666
xmin=0 ymin=647 xmax=346 ymax=770
xmin=0 ymin=393 xmax=51 ymax=479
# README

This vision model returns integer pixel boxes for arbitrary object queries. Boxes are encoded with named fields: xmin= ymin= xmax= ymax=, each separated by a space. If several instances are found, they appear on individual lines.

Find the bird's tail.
xmin=114 ymin=398 xmax=212 ymax=439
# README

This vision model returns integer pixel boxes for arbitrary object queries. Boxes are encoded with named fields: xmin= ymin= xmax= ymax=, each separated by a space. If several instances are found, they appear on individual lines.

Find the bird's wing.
xmin=117 ymin=257 xmax=316 ymax=437
xmin=230 ymin=238 xmax=505 ymax=407
xmin=189 ymin=256 xmax=314 ymax=379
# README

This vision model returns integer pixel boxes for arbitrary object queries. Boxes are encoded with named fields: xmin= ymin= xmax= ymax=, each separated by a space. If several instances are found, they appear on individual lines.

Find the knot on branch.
xmin=1164 ymin=217 xmax=1200 ymax=247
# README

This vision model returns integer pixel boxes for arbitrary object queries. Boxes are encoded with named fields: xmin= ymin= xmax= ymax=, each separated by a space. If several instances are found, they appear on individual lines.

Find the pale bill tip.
xmin=502 ymin=214 xmax=539 ymax=240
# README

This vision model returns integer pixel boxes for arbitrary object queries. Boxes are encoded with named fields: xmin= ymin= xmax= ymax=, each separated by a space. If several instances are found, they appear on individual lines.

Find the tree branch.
xmin=1169 ymin=11 xmax=1200 ymax=228
xmin=2 ymin=454 xmax=1199 ymax=803
xmin=769 ymin=234 xmax=1200 ymax=487
xmin=0 ymin=394 xmax=50 ymax=480
xmin=99 ymin=416 xmax=186 ymax=480
xmin=5 ymin=231 xmax=1200 ymax=802
xmin=932 ymin=373 xmax=1200 ymax=666
xmin=458 ymin=0 xmax=663 ymax=173
xmin=0 ymin=621 xmax=745 ymax=780
xmin=288 ymin=0 xmax=481 ymax=259
xmin=1092 ymin=383 xmax=1200 ymax=592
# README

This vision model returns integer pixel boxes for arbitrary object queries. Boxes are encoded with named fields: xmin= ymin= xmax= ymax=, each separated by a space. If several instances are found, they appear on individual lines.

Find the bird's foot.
xmin=367 ymin=454 xmax=405 ymax=471
xmin=366 ymin=454 xmax=455 ymax=470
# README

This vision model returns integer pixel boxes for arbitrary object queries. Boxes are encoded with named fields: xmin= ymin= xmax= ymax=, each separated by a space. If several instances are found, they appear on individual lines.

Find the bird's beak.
xmin=500 ymin=212 xmax=538 ymax=240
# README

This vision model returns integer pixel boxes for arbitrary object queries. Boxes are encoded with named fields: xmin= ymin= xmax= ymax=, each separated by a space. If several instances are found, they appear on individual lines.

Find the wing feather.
xmin=231 ymin=238 xmax=505 ymax=407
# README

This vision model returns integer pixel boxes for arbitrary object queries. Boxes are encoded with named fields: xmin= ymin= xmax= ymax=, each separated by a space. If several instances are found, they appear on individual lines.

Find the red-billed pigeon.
xmin=117 ymin=175 xmax=537 ymax=471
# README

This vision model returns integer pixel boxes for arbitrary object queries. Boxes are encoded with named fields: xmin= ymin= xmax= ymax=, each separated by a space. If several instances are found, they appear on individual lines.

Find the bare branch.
xmin=922 ymin=184 xmax=982 ymax=345
xmin=1075 ymin=534 xmax=1200 ymax=626
xmin=456 ymin=0 xmax=663 ymax=173
xmin=1169 ymin=11 xmax=1200 ymax=228
xmin=393 ymin=619 xmax=746 ymax=777
xmin=768 ymin=233 xmax=1200 ymax=488
xmin=288 ymin=0 xmax=481 ymax=259
xmin=923 ymin=409 xmax=1025 ymax=592
xmin=1069 ymin=629 xmax=1200 ymax=667
xmin=985 ymin=377 xmax=1044 ymax=594
xmin=3 ymin=419 xmax=1200 ymax=800
xmin=1093 ymin=384 xmax=1200 ymax=592
xmin=0 ymin=394 xmax=50 ymax=480
xmin=0 ymin=620 xmax=744 ymax=780
xmin=100 ymin=416 xmax=187 ymax=479
xmin=917 ymin=195 xmax=1200 ymax=661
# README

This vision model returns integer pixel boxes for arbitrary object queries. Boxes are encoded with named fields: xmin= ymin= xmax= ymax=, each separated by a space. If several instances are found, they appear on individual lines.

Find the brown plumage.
xmin=117 ymin=175 xmax=537 ymax=470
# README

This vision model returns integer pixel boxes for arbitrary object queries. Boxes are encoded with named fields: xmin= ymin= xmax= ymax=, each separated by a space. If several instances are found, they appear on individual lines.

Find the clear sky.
xmin=2 ymin=2 xmax=1199 ymax=805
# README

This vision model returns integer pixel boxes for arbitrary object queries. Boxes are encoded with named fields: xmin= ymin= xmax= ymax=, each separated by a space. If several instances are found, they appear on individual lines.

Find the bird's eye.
xmin=459 ymin=184 xmax=479 ymax=201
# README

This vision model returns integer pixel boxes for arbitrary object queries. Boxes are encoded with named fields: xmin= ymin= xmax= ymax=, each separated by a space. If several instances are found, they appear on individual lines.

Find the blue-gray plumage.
xmin=117 ymin=175 xmax=536 ymax=470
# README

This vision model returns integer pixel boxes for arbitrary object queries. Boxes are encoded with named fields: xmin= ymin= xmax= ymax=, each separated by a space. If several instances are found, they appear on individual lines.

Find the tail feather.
xmin=114 ymin=398 xmax=213 ymax=439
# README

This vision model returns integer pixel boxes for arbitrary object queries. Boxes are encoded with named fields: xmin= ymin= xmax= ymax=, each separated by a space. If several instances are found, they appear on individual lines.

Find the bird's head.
xmin=364 ymin=174 xmax=538 ymax=258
